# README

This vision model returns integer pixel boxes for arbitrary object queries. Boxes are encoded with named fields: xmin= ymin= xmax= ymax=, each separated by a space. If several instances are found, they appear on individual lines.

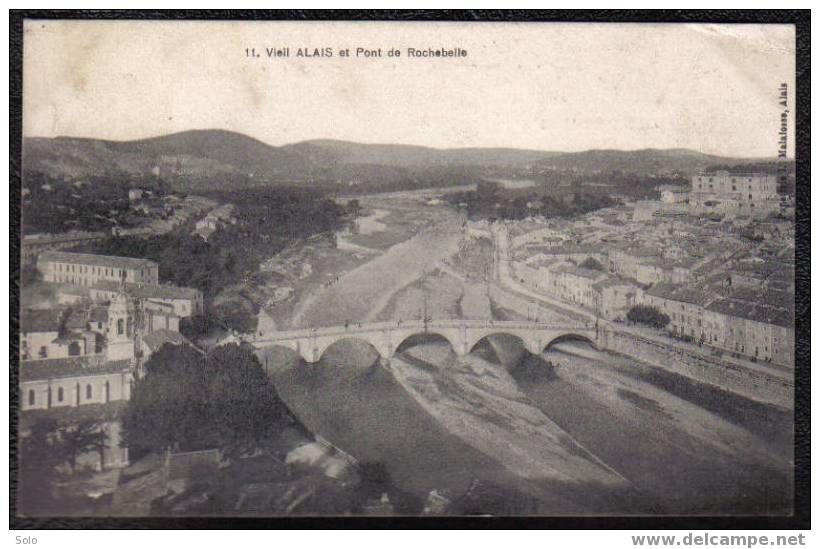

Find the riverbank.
xmin=292 ymin=216 xmax=462 ymax=328
xmin=266 ymin=198 xmax=793 ymax=516
xmin=271 ymin=341 xmax=652 ymax=515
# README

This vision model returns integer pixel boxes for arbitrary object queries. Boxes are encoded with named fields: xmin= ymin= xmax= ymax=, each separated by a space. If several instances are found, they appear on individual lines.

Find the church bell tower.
xmin=106 ymin=289 xmax=136 ymax=362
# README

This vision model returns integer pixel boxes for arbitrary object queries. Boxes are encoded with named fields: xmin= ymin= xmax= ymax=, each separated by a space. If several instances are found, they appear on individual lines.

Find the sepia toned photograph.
xmin=11 ymin=14 xmax=806 ymax=525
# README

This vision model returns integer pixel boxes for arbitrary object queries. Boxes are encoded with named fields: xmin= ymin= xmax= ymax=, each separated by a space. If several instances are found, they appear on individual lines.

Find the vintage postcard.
xmin=13 ymin=16 xmax=802 ymax=523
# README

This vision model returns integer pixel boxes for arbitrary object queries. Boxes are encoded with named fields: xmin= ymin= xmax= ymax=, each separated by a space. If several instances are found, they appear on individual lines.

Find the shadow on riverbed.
xmin=269 ymin=339 xmax=658 ymax=515
xmin=508 ymin=345 xmax=793 ymax=515
xmin=613 ymin=361 xmax=794 ymax=451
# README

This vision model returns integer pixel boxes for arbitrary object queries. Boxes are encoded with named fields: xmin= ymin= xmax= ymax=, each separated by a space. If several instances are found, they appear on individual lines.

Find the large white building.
xmin=689 ymin=171 xmax=780 ymax=218
xmin=38 ymin=251 xmax=159 ymax=287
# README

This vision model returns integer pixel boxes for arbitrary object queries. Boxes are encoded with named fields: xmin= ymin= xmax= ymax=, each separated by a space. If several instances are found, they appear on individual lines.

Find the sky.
xmin=22 ymin=20 xmax=796 ymax=158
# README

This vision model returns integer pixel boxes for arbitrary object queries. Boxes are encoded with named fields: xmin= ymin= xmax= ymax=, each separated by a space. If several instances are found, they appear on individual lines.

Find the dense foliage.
xmin=70 ymin=187 xmax=348 ymax=333
xmin=17 ymin=417 xmax=108 ymax=514
xmin=21 ymin=172 xmax=169 ymax=234
xmin=446 ymin=180 xmax=619 ymax=221
xmin=122 ymin=343 xmax=294 ymax=457
xmin=626 ymin=305 xmax=671 ymax=329
xmin=579 ymin=257 xmax=607 ymax=271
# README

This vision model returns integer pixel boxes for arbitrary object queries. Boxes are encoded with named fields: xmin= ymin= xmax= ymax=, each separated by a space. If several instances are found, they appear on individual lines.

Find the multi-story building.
xmin=640 ymin=282 xmax=794 ymax=367
xmin=38 ymin=251 xmax=159 ymax=287
xmin=705 ymin=299 xmax=794 ymax=366
xmin=547 ymin=265 xmax=608 ymax=309
xmin=90 ymin=280 xmax=204 ymax=318
xmin=689 ymin=171 xmax=779 ymax=218
xmin=591 ymin=279 xmax=640 ymax=321
xmin=641 ymin=283 xmax=713 ymax=342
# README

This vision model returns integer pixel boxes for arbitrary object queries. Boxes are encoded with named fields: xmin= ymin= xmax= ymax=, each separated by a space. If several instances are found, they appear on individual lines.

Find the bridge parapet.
xmin=252 ymin=319 xmax=591 ymax=344
xmin=252 ymin=319 xmax=597 ymax=364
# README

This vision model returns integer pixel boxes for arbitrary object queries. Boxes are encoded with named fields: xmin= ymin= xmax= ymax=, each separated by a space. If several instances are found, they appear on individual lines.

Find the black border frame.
xmin=8 ymin=9 xmax=811 ymax=530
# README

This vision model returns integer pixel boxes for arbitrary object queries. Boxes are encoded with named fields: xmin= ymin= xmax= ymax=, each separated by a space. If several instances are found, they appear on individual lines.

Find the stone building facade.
xmin=38 ymin=251 xmax=159 ymax=287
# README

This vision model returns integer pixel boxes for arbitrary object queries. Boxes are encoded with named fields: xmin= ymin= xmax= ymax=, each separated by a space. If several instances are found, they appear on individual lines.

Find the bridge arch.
xmin=467 ymin=332 xmax=535 ymax=357
xmin=390 ymin=330 xmax=460 ymax=358
xmin=539 ymin=332 xmax=598 ymax=353
xmin=314 ymin=336 xmax=384 ymax=365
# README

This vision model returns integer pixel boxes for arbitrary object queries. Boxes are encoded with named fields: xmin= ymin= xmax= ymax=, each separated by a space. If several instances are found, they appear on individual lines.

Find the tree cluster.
xmin=447 ymin=181 xmax=619 ymax=221
xmin=626 ymin=305 xmax=671 ymax=329
xmin=122 ymin=343 xmax=294 ymax=458
xmin=18 ymin=417 xmax=109 ymax=514
xmin=70 ymin=187 xmax=348 ymax=333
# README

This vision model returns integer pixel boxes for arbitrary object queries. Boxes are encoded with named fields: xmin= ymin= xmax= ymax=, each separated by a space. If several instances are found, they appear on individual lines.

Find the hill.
xmin=286 ymin=139 xmax=562 ymax=168
xmin=21 ymin=130 xmax=774 ymax=192
xmin=535 ymin=148 xmax=772 ymax=175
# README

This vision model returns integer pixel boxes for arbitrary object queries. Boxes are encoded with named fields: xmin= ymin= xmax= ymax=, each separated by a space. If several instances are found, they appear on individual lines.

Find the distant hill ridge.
xmin=22 ymin=129 xmax=775 ymax=187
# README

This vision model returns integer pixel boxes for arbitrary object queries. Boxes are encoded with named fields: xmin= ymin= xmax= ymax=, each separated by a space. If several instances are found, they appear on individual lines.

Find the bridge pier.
xmin=524 ymin=337 xmax=544 ymax=356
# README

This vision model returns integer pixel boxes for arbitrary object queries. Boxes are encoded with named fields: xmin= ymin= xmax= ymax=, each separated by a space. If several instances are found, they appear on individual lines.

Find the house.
xmin=609 ymin=246 xmax=662 ymax=281
xmin=193 ymin=221 xmax=220 ymax=241
xmin=20 ymin=309 xmax=64 ymax=361
xmin=658 ymin=185 xmax=689 ymax=204
xmin=548 ymin=265 xmax=608 ymax=309
xmin=20 ymin=308 xmax=97 ymax=361
xmin=592 ymin=279 xmax=640 ymax=321
xmin=90 ymin=280 xmax=204 ymax=318
xmin=140 ymin=330 xmax=189 ymax=362
xmin=195 ymin=217 xmax=222 ymax=231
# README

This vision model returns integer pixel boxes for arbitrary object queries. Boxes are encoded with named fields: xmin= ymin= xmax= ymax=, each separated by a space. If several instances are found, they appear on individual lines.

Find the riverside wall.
xmin=488 ymin=282 xmax=792 ymax=410
xmin=599 ymin=328 xmax=793 ymax=410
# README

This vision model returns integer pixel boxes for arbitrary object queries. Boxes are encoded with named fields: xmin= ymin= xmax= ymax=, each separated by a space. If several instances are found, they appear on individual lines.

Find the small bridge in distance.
xmin=250 ymin=319 xmax=602 ymax=364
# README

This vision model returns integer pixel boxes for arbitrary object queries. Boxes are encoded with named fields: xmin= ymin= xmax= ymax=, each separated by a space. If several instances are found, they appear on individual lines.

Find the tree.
xmin=205 ymin=344 xmax=292 ymax=455
xmin=179 ymin=313 xmax=211 ymax=339
xmin=18 ymin=418 xmax=62 ymax=514
xmin=476 ymin=181 xmax=500 ymax=199
xmin=509 ymin=196 xmax=529 ymax=220
xmin=122 ymin=343 xmax=293 ymax=458
xmin=122 ymin=344 xmax=211 ymax=454
xmin=579 ymin=257 xmax=606 ymax=271
xmin=626 ymin=305 xmax=671 ymax=330
xmin=56 ymin=420 xmax=104 ymax=473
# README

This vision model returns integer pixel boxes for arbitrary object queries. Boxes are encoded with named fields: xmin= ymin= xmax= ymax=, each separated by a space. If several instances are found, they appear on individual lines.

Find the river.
xmin=270 ymin=335 xmax=791 ymax=515
xmin=270 ymin=198 xmax=792 ymax=516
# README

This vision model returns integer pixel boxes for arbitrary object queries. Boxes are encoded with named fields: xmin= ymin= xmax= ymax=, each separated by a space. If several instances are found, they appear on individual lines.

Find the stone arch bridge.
xmin=251 ymin=319 xmax=603 ymax=364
